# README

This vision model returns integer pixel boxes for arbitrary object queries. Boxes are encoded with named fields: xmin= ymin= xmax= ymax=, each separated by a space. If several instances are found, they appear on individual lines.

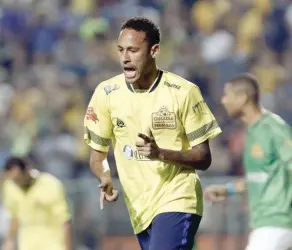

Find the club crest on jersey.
xmin=251 ymin=144 xmax=264 ymax=158
xmin=34 ymin=201 xmax=46 ymax=209
xmin=152 ymin=106 xmax=176 ymax=130
xmin=284 ymin=139 xmax=292 ymax=148
xmin=104 ymin=84 xmax=120 ymax=95
xmin=86 ymin=107 xmax=98 ymax=123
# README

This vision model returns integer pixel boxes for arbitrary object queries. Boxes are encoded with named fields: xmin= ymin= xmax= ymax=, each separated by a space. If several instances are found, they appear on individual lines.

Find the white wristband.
xmin=102 ymin=159 xmax=110 ymax=173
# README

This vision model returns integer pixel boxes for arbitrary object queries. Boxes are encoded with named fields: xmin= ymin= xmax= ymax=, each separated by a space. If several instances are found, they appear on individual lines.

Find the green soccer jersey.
xmin=244 ymin=111 xmax=292 ymax=229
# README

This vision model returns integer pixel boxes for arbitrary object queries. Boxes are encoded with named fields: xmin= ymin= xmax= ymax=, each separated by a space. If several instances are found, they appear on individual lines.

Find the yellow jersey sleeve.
xmin=181 ymin=85 xmax=221 ymax=146
xmin=2 ymin=181 xmax=18 ymax=218
xmin=84 ymin=85 xmax=113 ymax=152
xmin=50 ymin=182 xmax=71 ymax=224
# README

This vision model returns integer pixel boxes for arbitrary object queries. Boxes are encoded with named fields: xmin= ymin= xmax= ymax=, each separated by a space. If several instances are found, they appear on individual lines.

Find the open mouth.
xmin=123 ymin=67 xmax=136 ymax=78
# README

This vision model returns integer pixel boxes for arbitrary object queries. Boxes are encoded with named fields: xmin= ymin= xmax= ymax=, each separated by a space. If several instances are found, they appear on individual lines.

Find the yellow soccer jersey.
xmin=2 ymin=173 xmax=71 ymax=250
xmin=84 ymin=70 xmax=221 ymax=233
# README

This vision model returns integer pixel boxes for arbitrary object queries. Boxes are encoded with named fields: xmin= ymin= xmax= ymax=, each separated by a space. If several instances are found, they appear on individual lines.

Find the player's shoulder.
xmin=2 ymin=180 xmax=18 ymax=194
xmin=39 ymin=172 xmax=64 ymax=189
xmin=162 ymin=70 xmax=200 ymax=93
xmin=95 ymin=73 xmax=125 ymax=95
xmin=2 ymin=180 xmax=21 ymax=200
xmin=260 ymin=110 xmax=290 ymax=131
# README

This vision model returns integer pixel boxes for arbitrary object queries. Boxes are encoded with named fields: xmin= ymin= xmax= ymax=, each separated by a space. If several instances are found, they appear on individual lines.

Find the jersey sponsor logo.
xmin=104 ymin=84 xmax=120 ymax=95
xmin=247 ymin=172 xmax=268 ymax=183
xmin=164 ymin=81 xmax=181 ymax=90
xmin=284 ymin=139 xmax=292 ymax=148
xmin=123 ymin=145 xmax=134 ymax=160
xmin=34 ymin=201 xmax=47 ymax=210
xmin=123 ymin=145 xmax=150 ymax=161
xmin=86 ymin=107 xmax=98 ymax=123
xmin=152 ymin=106 xmax=176 ymax=130
xmin=117 ymin=118 xmax=125 ymax=128
xmin=251 ymin=144 xmax=264 ymax=158
xmin=193 ymin=101 xmax=208 ymax=115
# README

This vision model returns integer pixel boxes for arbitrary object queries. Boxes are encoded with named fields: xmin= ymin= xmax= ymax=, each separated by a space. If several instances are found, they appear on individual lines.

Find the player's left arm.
xmin=51 ymin=181 xmax=72 ymax=250
xmin=272 ymin=124 xmax=292 ymax=174
xmin=137 ymin=85 xmax=221 ymax=170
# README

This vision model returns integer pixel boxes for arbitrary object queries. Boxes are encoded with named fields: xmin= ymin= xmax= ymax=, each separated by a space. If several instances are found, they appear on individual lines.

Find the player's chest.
xmin=243 ymin=133 xmax=277 ymax=172
xmin=16 ymin=191 xmax=51 ymax=218
xmin=109 ymin=92 xmax=181 ymax=134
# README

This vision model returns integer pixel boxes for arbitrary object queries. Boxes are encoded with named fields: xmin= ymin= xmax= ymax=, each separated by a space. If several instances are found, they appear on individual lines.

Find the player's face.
xmin=221 ymin=83 xmax=245 ymax=117
xmin=117 ymin=28 xmax=158 ymax=84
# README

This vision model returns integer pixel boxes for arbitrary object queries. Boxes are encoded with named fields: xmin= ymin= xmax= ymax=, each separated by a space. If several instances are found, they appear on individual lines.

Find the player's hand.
xmin=1 ymin=239 xmax=14 ymax=250
xmin=204 ymin=185 xmax=228 ymax=202
xmin=136 ymin=129 xmax=160 ymax=159
xmin=98 ymin=177 xmax=119 ymax=210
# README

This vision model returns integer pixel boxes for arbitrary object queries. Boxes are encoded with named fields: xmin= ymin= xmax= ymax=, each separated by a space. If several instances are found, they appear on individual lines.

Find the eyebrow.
xmin=117 ymin=45 xmax=138 ymax=50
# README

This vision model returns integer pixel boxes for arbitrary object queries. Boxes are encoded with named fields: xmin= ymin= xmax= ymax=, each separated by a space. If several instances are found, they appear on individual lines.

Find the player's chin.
xmin=231 ymin=110 xmax=242 ymax=118
xmin=125 ymin=75 xmax=140 ymax=84
xmin=226 ymin=109 xmax=238 ymax=118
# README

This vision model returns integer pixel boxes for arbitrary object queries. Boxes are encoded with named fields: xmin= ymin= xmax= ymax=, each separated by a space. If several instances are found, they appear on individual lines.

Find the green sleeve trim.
xmin=187 ymin=120 xmax=219 ymax=142
xmin=85 ymin=127 xmax=110 ymax=147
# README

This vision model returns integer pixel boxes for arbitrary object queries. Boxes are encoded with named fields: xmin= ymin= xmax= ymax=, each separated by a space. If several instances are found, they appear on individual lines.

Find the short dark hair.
xmin=229 ymin=73 xmax=260 ymax=104
xmin=4 ymin=157 xmax=27 ymax=171
xmin=121 ymin=16 xmax=160 ymax=47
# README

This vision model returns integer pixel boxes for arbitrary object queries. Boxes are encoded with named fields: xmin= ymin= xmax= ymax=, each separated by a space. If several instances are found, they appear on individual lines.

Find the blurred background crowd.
xmin=0 ymin=0 xmax=291 ymax=249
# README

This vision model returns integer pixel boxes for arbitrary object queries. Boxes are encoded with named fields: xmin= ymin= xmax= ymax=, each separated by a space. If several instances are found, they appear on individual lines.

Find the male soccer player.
xmin=1 ymin=157 xmax=72 ymax=250
xmin=84 ymin=17 xmax=221 ymax=250
xmin=204 ymin=73 xmax=292 ymax=250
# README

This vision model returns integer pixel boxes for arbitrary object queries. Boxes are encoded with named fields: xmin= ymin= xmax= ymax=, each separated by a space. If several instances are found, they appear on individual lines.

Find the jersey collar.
xmin=126 ymin=70 xmax=163 ymax=93
xmin=248 ymin=109 xmax=269 ymax=131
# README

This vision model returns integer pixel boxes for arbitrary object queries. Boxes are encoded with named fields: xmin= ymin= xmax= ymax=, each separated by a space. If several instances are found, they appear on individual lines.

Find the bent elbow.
xmin=197 ymin=153 xmax=212 ymax=171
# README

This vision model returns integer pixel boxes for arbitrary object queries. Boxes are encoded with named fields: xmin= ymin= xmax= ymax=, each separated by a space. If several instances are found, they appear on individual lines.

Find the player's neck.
xmin=21 ymin=169 xmax=40 ymax=190
xmin=134 ymin=65 xmax=159 ymax=90
xmin=21 ymin=177 xmax=35 ymax=191
xmin=241 ymin=105 xmax=263 ymax=127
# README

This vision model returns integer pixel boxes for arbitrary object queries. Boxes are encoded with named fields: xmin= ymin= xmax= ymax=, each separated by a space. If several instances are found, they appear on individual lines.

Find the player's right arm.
xmin=1 ymin=182 xmax=18 ymax=250
xmin=137 ymin=85 xmax=221 ymax=170
xmin=90 ymin=150 xmax=119 ymax=209
xmin=84 ymin=85 xmax=118 ymax=209
xmin=2 ymin=218 xmax=17 ymax=250
xmin=204 ymin=178 xmax=247 ymax=202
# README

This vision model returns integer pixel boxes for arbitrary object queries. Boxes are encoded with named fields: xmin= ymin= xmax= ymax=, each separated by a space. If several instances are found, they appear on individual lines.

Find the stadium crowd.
xmin=0 ymin=0 xmax=292 ymax=249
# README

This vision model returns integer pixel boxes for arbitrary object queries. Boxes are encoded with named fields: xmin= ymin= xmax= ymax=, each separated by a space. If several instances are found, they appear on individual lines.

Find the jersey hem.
xmin=251 ymin=218 xmax=292 ymax=230
xmin=251 ymin=223 xmax=292 ymax=230
xmin=133 ymin=208 xmax=202 ymax=234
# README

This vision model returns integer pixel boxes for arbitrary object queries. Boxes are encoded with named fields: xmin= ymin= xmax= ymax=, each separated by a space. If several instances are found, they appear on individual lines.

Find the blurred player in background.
xmin=84 ymin=16 xmax=221 ymax=250
xmin=205 ymin=73 xmax=292 ymax=250
xmin=1 ymin=157 xmax=72 ymax=250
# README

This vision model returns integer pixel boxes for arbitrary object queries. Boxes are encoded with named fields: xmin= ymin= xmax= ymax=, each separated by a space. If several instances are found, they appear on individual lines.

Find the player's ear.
xmin=150 ymin=44 xmax=160 ymax=58
xmin=244 ymin=92 xmax=249 ymax=103
xmin=239 ymin=92 xmax=248 ymax=105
